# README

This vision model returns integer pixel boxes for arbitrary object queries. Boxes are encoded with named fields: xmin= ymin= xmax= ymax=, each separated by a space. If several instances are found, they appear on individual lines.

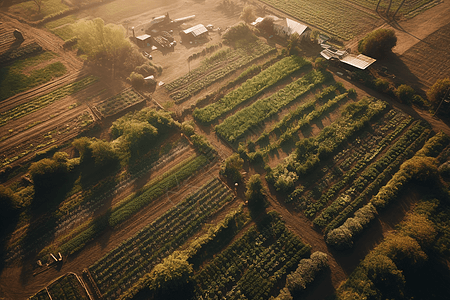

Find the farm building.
xmin=181 ymin=24 xmax=208 ymax=41
xmin=172 ymin=15 xmax=196 ymax=25
xmin=320 ymin=48 xmax=376 ymax=70
xmin=135 ymin=34 xmax=152 ymax=48
xmin=274 ymin=18 xmax=311 ymax=40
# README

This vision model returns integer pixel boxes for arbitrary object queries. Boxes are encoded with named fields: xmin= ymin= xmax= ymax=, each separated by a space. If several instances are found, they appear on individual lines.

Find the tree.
xmin=73 ymin=137 xmax=119 ymax=171
xmin=0 ymin=185 xmax=18 ymax=228
xmin=358 ymin=28 xmax=397 ymax=58
xmin=256 ymin=17 xmax=274 ymax=35
xmin=395 ymin=84 xmax=415 ymax=104
xmin=149 ymin=252 xmax=193 ymax=299
xmin=245 ymin=174 xmax=267 ymax=208
xmin=74 ymin=18 xmax=131 ymax=71
xmin=240 ymin=6 xmax=255 ymax=23
xmin=427 ymin=78 xmax=450 ymax=114
xmin=220 ymin=153 xmax=244 ymax=183
xmin=29 ymin=152 xmax=72 ymax=194
xmin=287 ymin=32 xmax=301 ymax=56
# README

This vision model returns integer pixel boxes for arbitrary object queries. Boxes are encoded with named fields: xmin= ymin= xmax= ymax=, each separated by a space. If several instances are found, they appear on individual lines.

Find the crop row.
xmin=215 ymin=69 xmax=328 ymax=143
xmin=0 ymin=75 xmax=98 ymax=127
xmin=260 ymin=0 xmax=378 ymax=40
xmin=0 ymin=42 xmax=42 ymax=65
xmin=30 ymin=273 xmax=88 ymax=300
xmin=89 ymin=178 xmax=233 ymax=299
xmin=193 ymin=56 xmax=311 ymax=123
xmin=324 ymin=124 xmax=431 ymax=234
xmin=193 ymin=212 xmax=311 ymax=300
xmin=252 ymin=83 xmax=344 ymax=148
xmin=169 ymin=42 xmax=275 ymax=102
xmin=349 ymin=0 xmax=438 ymax=16
xmin=313 ymin=120 xmax=426 ymax=229
xmin=299 ymin=116 xmax=413 ymax=219
xmin=96 ymin=87 xmax=145 ymax=117
xmin=269 ymin=98 xmax=387 ymax=190
xmin=59 ymin=154 xmax=209 ymax=256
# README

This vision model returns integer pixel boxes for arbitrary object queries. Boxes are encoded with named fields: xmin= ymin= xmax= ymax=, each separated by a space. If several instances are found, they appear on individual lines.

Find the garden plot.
xmin=30 ymin=273 xmax=89 ymax=300
xmin=193 ymin=212 xmax=311 ymax=300
xmin=167 ymin=41 xmax=276 ymax=103
xmin=88 ymin=178 xmax=234 ymax=300
xmin=95 ymin=87 xmax=146 ymax=117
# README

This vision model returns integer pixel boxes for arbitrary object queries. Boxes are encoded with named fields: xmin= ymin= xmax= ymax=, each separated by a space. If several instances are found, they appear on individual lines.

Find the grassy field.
xmin=0 ymin=51 xmax=67 ymax=101
xmin=7 ymin=0 xmax=70 ymax=21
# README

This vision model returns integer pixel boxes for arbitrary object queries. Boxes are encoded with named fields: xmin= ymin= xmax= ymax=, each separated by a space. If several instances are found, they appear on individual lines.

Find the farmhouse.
xmin=181 ymin=24 xmax=209 ymax=41
xmin=320 ymin=48 xmax=376 ymax=70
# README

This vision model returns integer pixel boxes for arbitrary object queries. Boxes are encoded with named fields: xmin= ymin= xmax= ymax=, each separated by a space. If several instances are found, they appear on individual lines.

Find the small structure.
xmin=320 ymin=48 xmax=376 ymax=70
xmin=13 ymin=29 xmax=24 ymax=41
xmin=172 ymin=15 xmax=196 ymax=25
xmin=274 ymin=18 xmax=311 ymax=40
xmin=251 ymin=17 xmax=264 ymax=26
xmin=135 ymin=34 xmax=152 ymax=48
xmin=181 ymin=24 xmax=208 ymax=41
xmin=148 ymin=13 xmax=171 ymax=30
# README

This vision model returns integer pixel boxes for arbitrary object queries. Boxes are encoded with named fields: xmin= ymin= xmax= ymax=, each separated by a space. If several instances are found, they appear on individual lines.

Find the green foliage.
xmin=215 ymin=69 xmax=327 ymax=143
xmin=222 ymin=23 xmax=258 ymax=46
xmin=194 ymin=56 xmax=311 ymax=123
xmin=29 ymin=152 xmax=73 ymax=193
xmin=0 ymin=185 xmax=19 ymax=227
xmin=0 ymin=75 xmax=97 ymax=127
xmin=287 ymin=32 xmax=302 ymax=56
xmin=395 ymin=84 xmax=415 ymax=104
xmin=285 ymin=251 xmax=328 ymax=292
xmin=128 ymin=71 xmax=144 ymax=88
xmin=149 ymin=252 xmax=193 ymax=292
xmin=358 ymin=28 xmax=397 ymax=58
xmin=245 ymin=174 xmax=267 ymax=208
xmin=0 ymin=51 xmax=67 ymax=101
xmin=74 ymin=18 xmax=131 ymax=66
xmin=427 ymin=78 xmax=450 ymax=113
xmin=72 ymin=137 xmax=119 ymax=171
xmin=220 ymin=153 xmax=244 ymax=182
xmin=240 ymin=6 xmax=256 ymax=23
xmin=96 ymin=88 xmax=146 ymax=117
xmin=180 ymin=122 xmax=195 ymax=137
xmin=256 ymin=17 xmax=274 ymax=35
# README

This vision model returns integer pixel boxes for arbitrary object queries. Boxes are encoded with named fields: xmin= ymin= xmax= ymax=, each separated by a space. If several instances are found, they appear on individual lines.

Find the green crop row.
xmin=325 ymin=126 xmax=430 ymax=234
xmin=193 ymin=212 xmax=311 ymax=299
xmin=31 ymin=273 xmax=89 ymax=300
xmin=96 ymin=87 xmax=145 ymax=117
xmin=313 ymin=120 xmax=426 ymax=229
xmin=302 ymin=117 xmax=413 ymax=221
xmin=269 ymin=98 xmax=387 ymax=191
xmin=259 ymin=0 xmax=379 ymax=40
xmin=59 ymin=154 xmax=209 ymax=257
xmin=216 ymin=69 xmax=327 ymax=143
xmin=193 ymin=56 xmax=311 ymax=123
xmin=89 ymin=178 xmax=233 ymax=299
xmin=0 ymin=75 xmax=97 ymax=127
xmin=168 ymin=42 xmax=275 ymax=102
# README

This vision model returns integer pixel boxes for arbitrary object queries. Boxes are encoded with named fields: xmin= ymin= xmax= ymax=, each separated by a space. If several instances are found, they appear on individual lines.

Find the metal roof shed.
xmin=182 ymin=24 xmax=208 ymax=38
xmin=340 ymin=54 xmax=376 ymax=70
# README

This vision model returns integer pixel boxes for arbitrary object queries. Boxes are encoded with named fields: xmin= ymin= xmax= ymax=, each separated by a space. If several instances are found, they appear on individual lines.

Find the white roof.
xmin=340 ymin=54 xmax=376 ymax=70
xmin=183 ymin=24 xmax=208 ymax=37
xmin=136 ymin=34 xmax=151 ymax=41
xmin=286 ymin=18 xmax=309 ymax=36
xmin=251 ymin=17 xmax=264 ymax=26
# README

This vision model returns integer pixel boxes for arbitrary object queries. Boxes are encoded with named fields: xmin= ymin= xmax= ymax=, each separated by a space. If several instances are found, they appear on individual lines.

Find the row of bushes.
xmin=326 ymin=131 xmax=449 ymax=249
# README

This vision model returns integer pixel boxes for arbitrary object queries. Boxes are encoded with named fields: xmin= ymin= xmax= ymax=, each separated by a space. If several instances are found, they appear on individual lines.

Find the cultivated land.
xmin=1 ymin=0 xmax=450 ymax=299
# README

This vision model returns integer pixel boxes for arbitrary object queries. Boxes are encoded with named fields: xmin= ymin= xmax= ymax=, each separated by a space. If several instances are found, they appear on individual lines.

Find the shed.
xmin=274 ymin=18 xmax=311 ymax=39
xmin=181 ymin=24 xmax=208 ymax=40
xmin=320 ymin=48 xmax=376 ymax=70
xmin=135 ymin=34 xmax=152 ymax=48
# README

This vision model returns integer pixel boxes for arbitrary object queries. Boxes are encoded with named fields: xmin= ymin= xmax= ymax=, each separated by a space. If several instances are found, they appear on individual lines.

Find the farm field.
xmin=1 ymin=0 xmax=450 ymax=299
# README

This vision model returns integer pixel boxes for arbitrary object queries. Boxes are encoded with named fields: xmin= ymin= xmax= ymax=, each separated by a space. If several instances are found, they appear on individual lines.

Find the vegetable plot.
xmin=96 ymin=87 xmax=145 ymax=117
xmin=194 ymin=56 xmax=311 ymax=123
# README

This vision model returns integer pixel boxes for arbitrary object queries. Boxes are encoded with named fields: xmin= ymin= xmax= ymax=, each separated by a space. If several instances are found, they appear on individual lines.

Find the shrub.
xmin=326 ymin=226 xmax=353 ymax=249
xmin=358 ymin=28 xmax=397 ymax=58
xmin=245 ymin=174 xmax=267 ymax=208
xmin=314 ymin=57 xmax=328 ymax=69
xmin=285 ymin=251 xmax=328 ymax=292
xmin=256 ymin=17 xmax=274 ymax=36
xmin=220 ymin=153 xmax=244 ymax=183
xmin=374 ymin=78 xmax=390 ymax=93
xmin=128 ymin=71 xmax=145 ymax=88
xmin=29 ymin=152 xmax=72 ymax=194
xmin=240 ymin=6 xmax=255 ymax=23
xmin=0 ymin=185 xmax=19 ymax=227
xmin=222 ymin=23 xmax=257 ymax=46
xmin=180 ymin=122 xmax=195 ymax=137
xmin=427 ymin=78 xmax=450 ymax=113
xmin=73 ymin=137 xmax=119 ymax=171
xmin=395 ymin=84 xmax=415 ymax=104
xmin=134 ymin=63 xmax=157 ymax=77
